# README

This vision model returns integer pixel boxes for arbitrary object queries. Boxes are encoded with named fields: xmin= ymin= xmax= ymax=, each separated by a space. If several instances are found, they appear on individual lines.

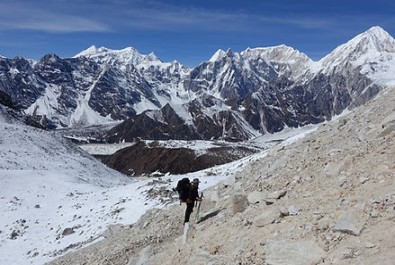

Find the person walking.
xmin=183 ymin=178 xmax=202 ymax=243
xmin=184 ymin=178 xmax=201 ymax=223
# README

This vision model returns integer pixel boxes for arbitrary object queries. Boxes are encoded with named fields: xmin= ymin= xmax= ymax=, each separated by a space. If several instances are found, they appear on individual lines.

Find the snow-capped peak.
xmin=146 ymin=52 xmax=160 ymax=61
xmin=342 ymin=26 xmax=395 ymax=54
xmin=208 ymin=49 xmax=227 ymax=62
xmin=73 ymin=45 xmax=99 ymax=57
xmin=74 ymin=45 xmax=146 ymax=65
xmin=320 ymin=26 xmax=395 ymax=73
xmin=75 ymin=45 xmax=138 ymax=57
xmin=73 ymin=46 xmax=185 ymax=72
xmin=239 ymin=45 xmax=317 ymax=80
xmin=241 ymin=44 xmax=313 ymax=64
xmin=364 ymin=26 xmax=395 ymax=49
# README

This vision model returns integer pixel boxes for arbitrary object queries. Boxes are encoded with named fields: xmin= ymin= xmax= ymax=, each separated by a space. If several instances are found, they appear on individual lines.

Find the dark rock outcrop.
xmin=99 ymin=141 xmax=257 ymax=176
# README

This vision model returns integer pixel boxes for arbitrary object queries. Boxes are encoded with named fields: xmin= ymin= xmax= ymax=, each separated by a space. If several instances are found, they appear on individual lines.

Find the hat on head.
xmin=192 ymin=178 xmax=200 ymax=184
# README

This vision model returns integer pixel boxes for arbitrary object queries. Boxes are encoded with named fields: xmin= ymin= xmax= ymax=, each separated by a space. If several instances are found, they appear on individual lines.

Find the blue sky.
xmin=0 ymin=0 xmax=394 ymax=66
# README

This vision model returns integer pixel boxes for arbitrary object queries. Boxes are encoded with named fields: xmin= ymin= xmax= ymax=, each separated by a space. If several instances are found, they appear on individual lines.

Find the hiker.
xmin=173 ymin=177 xmax=202 ymax=243
xmin=184 ymin=178 xmax=202 ymax=225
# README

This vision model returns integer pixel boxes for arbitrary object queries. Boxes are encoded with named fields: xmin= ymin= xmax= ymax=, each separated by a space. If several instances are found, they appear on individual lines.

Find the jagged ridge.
xmin=0 ymin=26 xmax=394 ymax=141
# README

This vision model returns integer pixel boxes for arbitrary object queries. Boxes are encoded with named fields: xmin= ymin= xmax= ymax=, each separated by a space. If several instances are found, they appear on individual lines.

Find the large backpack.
xmin=175 ymin=178 xmax=190 ymax=202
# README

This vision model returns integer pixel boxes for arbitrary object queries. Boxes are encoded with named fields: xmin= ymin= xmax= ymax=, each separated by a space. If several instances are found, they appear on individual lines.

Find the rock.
xmin=279 ymin=207 xmax=289 ymax=217
xmin=254 ymin=208 xmax=281 ymax=227
xmin=378 ymin=120 xmax=395 ymax=138
xmin=265 ymin=199 xmax=275 ymax=205
xmin=288 ymin=205 xmax=301 ymax=216
xmin=266 ymin=239 xmax=325 ymax=265
xmin=324 ymin=159 xmax=350 ymax=178
xmin=370 ymin=209 xmax=380 ymax=218
xmin=342 ymin=247 xmax=356 ymax=259
xmin=10 ymin=230 xmax=19 ymax=240
xmin=267 ymin=190 xmax=287 ymax=200
xmin=332 ymin=213 xmax=363 ymax=236
xmin=233 ymin=193 xmax=249 ymax=213
xmin=359 ymin=176 xmax=369 ymax=184
xmin=208 ymin=245 xmax=220 ymax=255
xmin=292 ymin=175 xmax=301 ymax=184
xmin=247 ymin=191 xmax=267 ymax=204
xmin=62 ymin=228 xmax=75 ymax=236
xmin=102 ymin=224 xmax=124 ymax=238
xmin=365 ymin=242 xmax=375 ymax=249
xmin=338 ymin=118 xmax=348 ymax=127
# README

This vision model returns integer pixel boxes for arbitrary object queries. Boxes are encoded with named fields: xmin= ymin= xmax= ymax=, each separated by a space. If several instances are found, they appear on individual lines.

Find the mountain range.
xmin=1 ymin=26 xmax=394 ymax=141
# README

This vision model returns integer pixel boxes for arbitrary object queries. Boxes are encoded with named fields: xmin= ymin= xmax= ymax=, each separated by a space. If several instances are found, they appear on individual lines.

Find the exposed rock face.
xmin=0 ymin=27 xmax=393 ymax=141
xmin=48 ymin=86 xmax=395 ymax=265
xmin=0 ymin=90 xmax=49 ymax=129
xmin=0 ymin=57 xmax=45 ymax=109
xmin=0 ymin=89 xmax=18 ymax=110
xmin=105 ymin=104 xmax=201 ymax=142
xmin=105 ymin=94 xmax=259 ymax=142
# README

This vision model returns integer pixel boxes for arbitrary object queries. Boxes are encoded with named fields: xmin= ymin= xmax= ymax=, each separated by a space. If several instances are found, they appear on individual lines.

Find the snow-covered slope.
xmin=0 ymin=108 xmax=236 ymax=265
xmin=320 ymin=26 xmax=395 ymax=86
xmin=0 ymin=102 xmax=319 ymax=264
xmin=0 ymin=112 xmax=134 ymax=264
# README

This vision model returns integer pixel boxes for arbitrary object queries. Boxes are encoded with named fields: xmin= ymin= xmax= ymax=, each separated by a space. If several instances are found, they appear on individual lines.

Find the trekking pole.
xmin=195 ymin=192 xmax=203 ymax=223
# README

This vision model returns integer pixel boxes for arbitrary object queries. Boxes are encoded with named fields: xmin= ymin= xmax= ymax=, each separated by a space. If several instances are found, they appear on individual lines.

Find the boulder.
xmin=253 ymin=208 xmax=281 ymax=227
xmin=324 ymin=159 xmax=350 ymax=178
xmin=266 ymin=239 xmax=325 ymax=265
xmin=288 ymin=205 xmax=301 ymax=216
xmin=247 ymin=191 xmax=267 ymax=204
xmin=332 ymin=213 xmax=363 ymax=236
xmin=268 ymin=190 xmax=287 ymax=200
xmin=233 ymin=193 xmax=249 ymax=213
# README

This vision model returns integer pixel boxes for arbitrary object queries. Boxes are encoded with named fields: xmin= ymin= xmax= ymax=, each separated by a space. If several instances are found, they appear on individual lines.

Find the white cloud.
xmin=0 ymin=0 xmax=385 ymax=35
xmin=0 ymin=1 xmax=110 ymax=33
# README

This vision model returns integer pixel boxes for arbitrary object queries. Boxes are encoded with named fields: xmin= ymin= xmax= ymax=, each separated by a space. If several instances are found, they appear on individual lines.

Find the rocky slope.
xmin=47 ymin=84 xmax=394 ymax=264
xmin=98 ymin=140 xmax=262 ymax=176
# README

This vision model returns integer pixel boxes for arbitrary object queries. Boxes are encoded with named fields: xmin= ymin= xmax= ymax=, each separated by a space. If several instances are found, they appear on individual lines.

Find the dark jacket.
xmin=186 ymin=185 xmax=199 ymax=204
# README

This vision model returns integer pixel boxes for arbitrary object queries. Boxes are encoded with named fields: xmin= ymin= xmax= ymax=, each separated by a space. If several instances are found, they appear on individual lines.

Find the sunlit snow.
xmin=0 ymin=109 xmax=317 ymax=265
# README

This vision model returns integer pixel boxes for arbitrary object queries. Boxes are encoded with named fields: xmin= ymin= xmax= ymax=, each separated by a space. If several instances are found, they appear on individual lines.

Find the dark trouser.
xmin=184 ymin=202 xmax=194 ymax=223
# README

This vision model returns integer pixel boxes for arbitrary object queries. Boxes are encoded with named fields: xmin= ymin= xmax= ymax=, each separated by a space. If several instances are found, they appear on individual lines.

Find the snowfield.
xmin=0 ymin=107 xmax=317 ymax=265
